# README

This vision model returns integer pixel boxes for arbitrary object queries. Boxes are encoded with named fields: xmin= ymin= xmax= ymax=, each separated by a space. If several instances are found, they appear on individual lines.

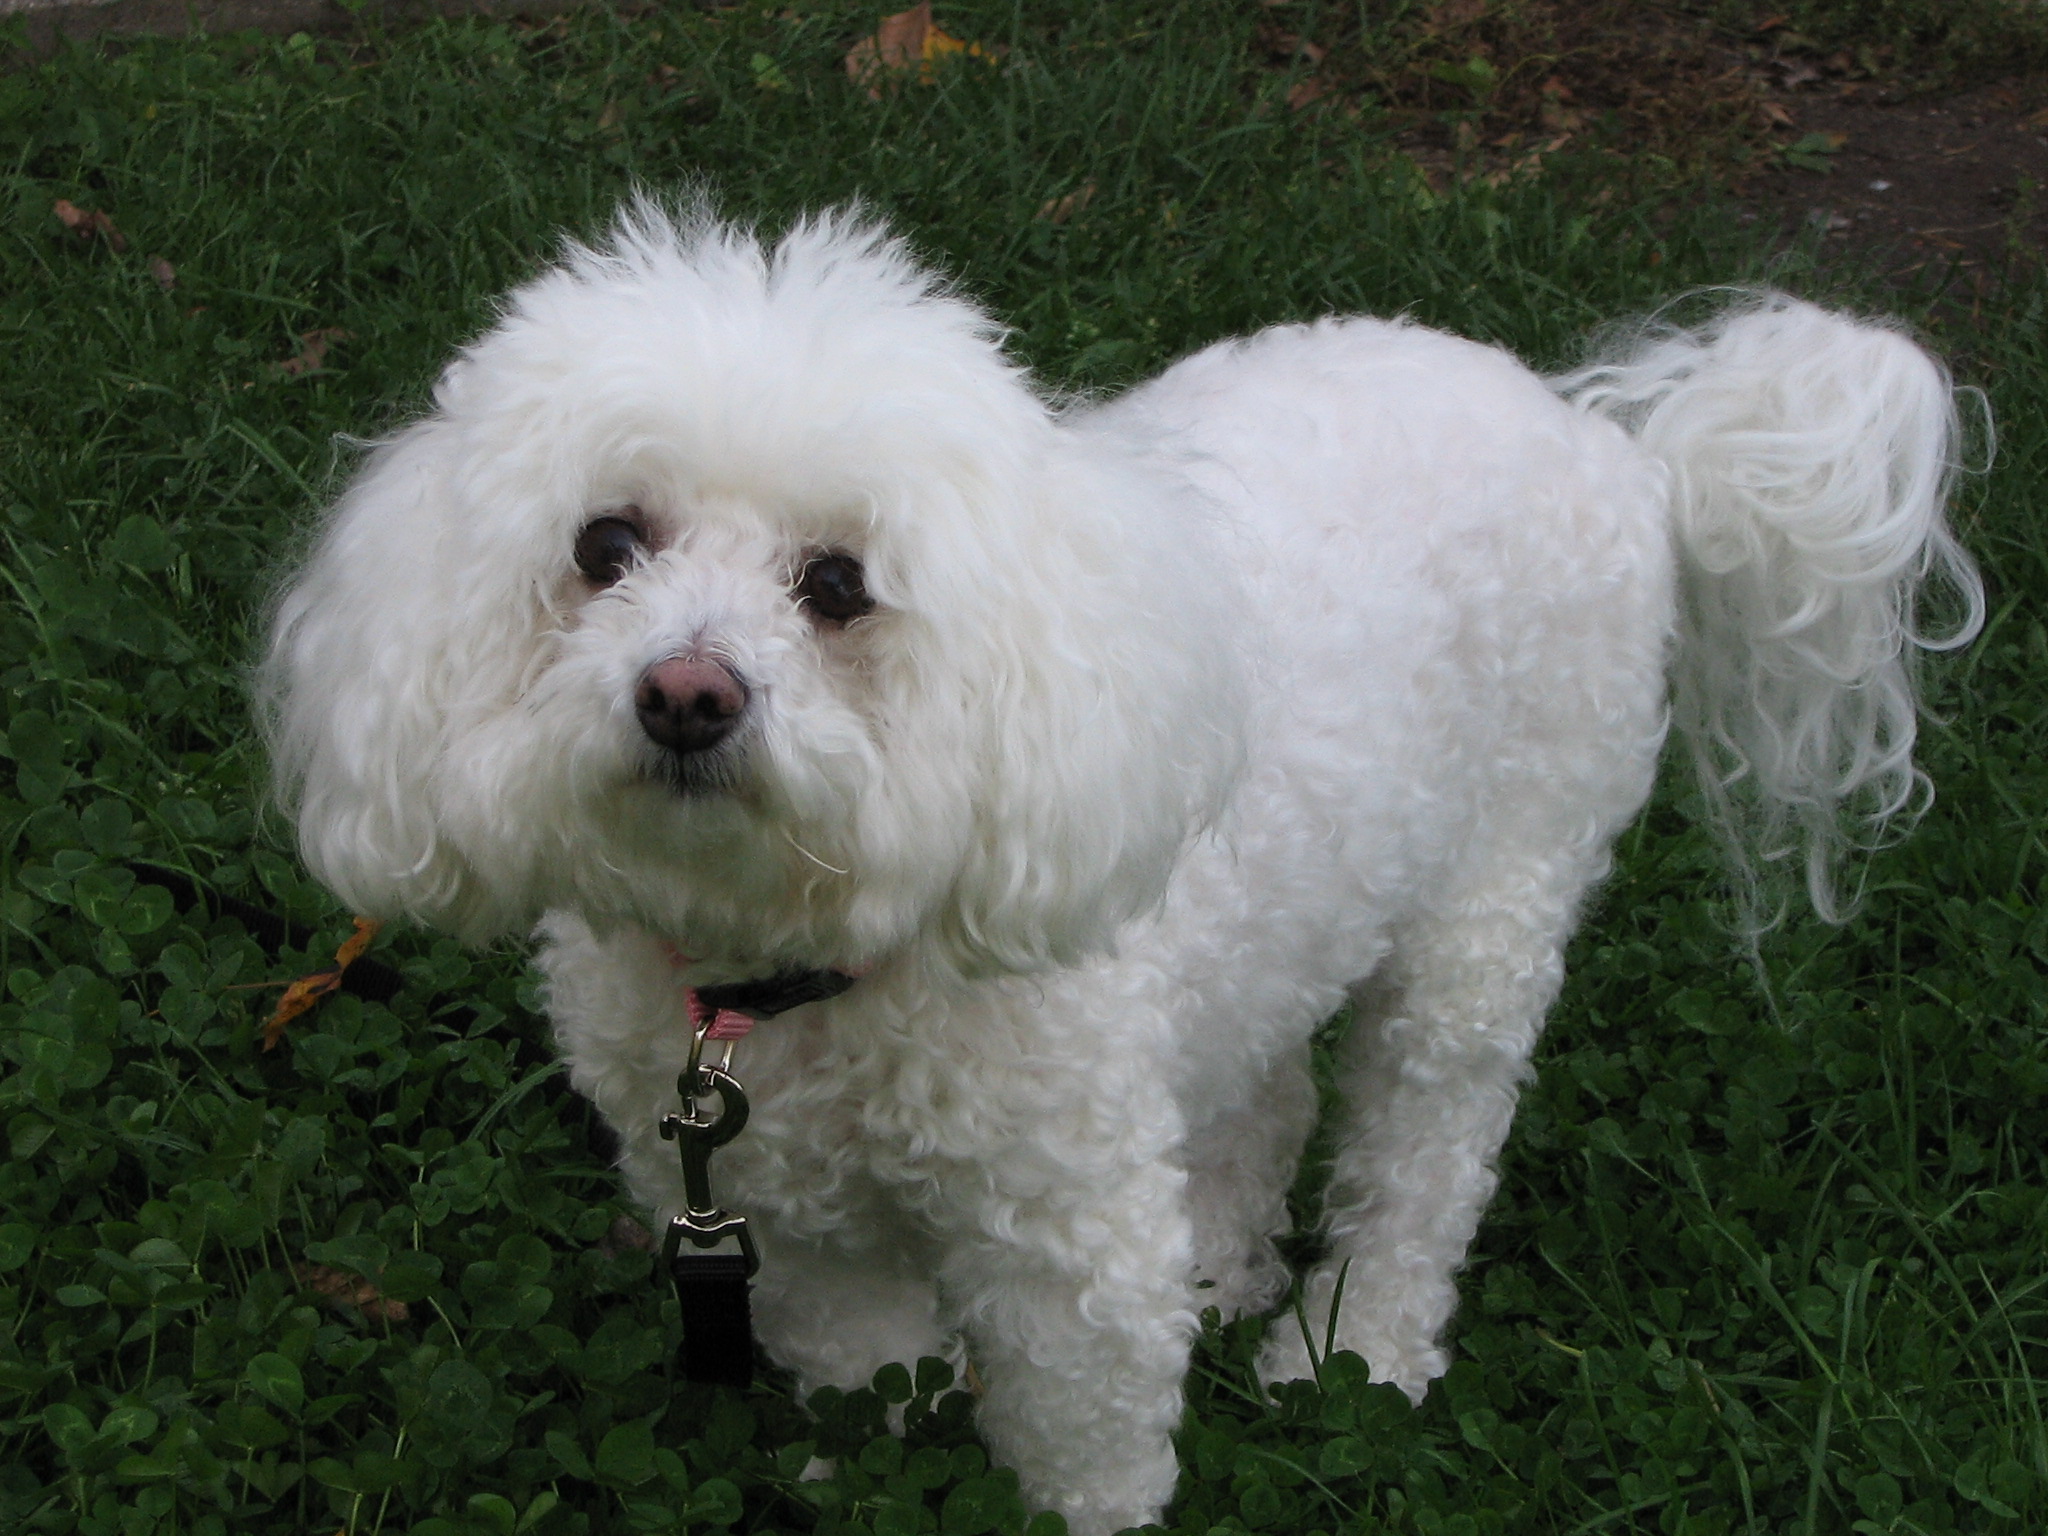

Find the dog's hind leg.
xmin=1254 ymin=845 xmax=1604 ymax=1400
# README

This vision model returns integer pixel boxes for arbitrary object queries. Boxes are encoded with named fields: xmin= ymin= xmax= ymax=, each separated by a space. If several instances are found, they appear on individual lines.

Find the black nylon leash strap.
xmin=670 ymin=1248 xmax=756 ymax=1387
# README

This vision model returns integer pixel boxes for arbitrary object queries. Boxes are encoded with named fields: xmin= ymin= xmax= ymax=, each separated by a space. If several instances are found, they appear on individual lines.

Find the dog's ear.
xmin=258 ymin=427 xmax=532 ymax=942
xmin=912 ymin=441 xmax=1249 ymax=974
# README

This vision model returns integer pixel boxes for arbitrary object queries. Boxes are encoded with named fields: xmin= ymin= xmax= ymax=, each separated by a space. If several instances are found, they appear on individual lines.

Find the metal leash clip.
xmin=651 ymin=968 xmax=854 ymax=1386
xmin=658 ymin=1019 xmax=759 ymax=1278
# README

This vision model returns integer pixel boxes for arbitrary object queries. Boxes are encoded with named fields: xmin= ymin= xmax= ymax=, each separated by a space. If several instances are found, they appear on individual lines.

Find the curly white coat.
xmin=262 ymin=204 xmax=1979 ymax=1535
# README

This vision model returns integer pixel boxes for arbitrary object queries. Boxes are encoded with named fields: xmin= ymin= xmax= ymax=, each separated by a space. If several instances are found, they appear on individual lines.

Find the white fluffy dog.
xmin=262 ymin=203 xmax=1980 ymax=1534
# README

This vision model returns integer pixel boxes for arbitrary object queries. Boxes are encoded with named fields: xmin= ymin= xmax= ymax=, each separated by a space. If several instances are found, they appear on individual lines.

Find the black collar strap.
xmin=693 ymin=966 xmax=860 ymax=1019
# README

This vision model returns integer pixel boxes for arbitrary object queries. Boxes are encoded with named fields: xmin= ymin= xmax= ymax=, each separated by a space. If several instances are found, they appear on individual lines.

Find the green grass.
xmin=2 ymin=3 xmax=2045 ymax=1534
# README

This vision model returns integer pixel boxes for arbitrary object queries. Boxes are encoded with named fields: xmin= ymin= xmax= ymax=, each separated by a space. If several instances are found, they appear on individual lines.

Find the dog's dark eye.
xmin=795 ymin=551 xmax=874 ymax=624
xmin=574 ymin=513 xmax=646 ymax=586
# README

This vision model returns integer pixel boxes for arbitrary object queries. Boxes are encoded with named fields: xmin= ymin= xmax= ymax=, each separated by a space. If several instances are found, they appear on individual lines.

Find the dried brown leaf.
xmin=846 ymin=2 xmax=927 ymax=96
xmin=262 ymin=915 xmax=380 ymax=1047
xmin=845 ymin=2 xmax=992 ymax=98
xmin=1287 ymin=74 xmax=1333 ymax=111
xmin=277 ymin=326 xmax=351 ymax=380
xmin=1036 ymin=180 xmax=1098 ymax=223
xmin=1258 ymin=27 xmax=1325 ymax=66
xmin=295 ymin=1262 xmax=410 ymax=1324
xmin=874 ymin=1 xmax=930 ymax=64
xmin=1422 ymin=0 xmax=1488 ymax=33
xmin=53 ymin=199 xmax=128 ymax=252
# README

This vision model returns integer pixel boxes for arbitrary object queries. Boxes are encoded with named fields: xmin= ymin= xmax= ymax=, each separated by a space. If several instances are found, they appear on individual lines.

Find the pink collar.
xmin=661 ymin=944 xmax=756 ymax=1039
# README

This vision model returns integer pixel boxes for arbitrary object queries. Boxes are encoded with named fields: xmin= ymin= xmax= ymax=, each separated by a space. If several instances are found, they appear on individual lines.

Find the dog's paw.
xmin=1254 ymin=1313 xmax=1443 ymax=1404
xmin=1191 ymin=1240 xmax=1291 ymax=1322
xmin=1252 ymin=1319 xmax=1319 ymax=1391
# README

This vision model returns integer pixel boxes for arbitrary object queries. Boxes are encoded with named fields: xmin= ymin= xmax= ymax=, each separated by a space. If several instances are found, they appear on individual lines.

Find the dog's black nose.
xmin=635 ymin=657 xmax=748 ymax=754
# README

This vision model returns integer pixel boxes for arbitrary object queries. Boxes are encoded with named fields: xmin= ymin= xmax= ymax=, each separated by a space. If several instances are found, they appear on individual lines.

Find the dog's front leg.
xmin=924 ymin=1103 xmax=1196 ymax=1536
xmin=748 ymin=1216 xmax=957 ymax=1397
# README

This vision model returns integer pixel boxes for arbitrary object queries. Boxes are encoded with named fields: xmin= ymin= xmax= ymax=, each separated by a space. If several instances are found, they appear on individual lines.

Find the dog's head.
xmin=260 ymin=203 xmax=1246 ymax=977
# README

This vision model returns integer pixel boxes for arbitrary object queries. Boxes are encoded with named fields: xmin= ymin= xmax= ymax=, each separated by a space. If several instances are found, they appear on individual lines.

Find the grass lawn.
xmin=2 ymin=2 xmax=2045 ymax=1533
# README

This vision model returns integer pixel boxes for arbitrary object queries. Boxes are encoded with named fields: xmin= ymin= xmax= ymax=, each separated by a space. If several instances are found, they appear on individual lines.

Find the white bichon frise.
xmin=262 ymin=202 xmax=1980 ymax=1534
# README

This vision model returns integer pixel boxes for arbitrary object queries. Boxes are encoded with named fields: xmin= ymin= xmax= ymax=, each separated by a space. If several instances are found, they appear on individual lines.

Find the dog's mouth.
xmin=638 ymin=741 xmax=749 ymax=799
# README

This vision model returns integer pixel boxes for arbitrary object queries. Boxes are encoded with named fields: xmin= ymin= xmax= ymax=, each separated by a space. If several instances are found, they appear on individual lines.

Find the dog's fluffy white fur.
xmin=262 ymin=204 xmax=1980 ymax=1534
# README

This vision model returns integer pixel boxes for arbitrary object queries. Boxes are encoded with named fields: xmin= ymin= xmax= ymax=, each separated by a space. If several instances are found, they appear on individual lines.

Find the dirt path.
xmin=1332 ymin=3 xmax=2048 ymax=304
xmin=1740 ymin=75 xmax=2048 ymax=301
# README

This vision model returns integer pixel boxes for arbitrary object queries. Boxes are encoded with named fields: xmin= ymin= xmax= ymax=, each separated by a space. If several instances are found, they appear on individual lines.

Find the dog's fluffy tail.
xmin=1558 ymin=293 xmax=1985 ymax=922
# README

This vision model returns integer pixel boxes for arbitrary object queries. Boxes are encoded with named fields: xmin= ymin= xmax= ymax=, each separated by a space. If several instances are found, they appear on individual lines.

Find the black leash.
xmin=658 ymin=967 xmax=858 ymax=1388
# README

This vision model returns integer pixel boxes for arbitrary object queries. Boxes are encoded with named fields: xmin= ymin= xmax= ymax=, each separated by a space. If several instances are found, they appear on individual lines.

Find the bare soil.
xmin=1736 ymin=74 xmax=2048 ymax=300
xmin=1282 ymin=1 xmax=2048 ymax=301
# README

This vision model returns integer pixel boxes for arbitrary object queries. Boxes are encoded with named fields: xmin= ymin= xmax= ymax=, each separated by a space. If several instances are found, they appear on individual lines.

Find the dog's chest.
xmin=717 ymin=983 xmax=1186 ymax=1231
